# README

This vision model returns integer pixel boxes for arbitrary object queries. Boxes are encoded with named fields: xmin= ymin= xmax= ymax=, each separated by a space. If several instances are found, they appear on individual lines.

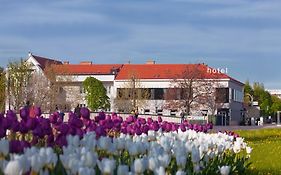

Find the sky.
xmin=0 ymin=0 xmax=281 ymax=89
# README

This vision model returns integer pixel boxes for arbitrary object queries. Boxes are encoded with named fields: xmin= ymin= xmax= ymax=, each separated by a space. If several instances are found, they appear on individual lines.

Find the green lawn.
xmin=235 ymin=128 xmax=281 ymax=175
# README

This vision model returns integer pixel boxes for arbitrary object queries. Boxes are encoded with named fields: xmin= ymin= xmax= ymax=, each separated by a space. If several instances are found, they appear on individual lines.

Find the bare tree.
xmin=164 ymin=64 xmax=220 ymax=115
xmin=25 ymin=62 xmax=79 ymax=113
xmin=200 ymin=83 xmax=227 ymax=117
xmin=114 ymin=70 xmax=150 ymax=113
xmin=7 ymin=59 xmax=32 ymax=111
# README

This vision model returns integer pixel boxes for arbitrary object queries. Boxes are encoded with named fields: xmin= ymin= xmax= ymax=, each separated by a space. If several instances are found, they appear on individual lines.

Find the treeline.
xmin=244 ymin=81 xmax=281 ymax=116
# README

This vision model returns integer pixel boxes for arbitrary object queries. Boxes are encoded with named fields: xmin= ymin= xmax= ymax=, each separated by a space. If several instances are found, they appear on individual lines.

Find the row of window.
xmin=117 ymin=87 xmax=243 ymax=103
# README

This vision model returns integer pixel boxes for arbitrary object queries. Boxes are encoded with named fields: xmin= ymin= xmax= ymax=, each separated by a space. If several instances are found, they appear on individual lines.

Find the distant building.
xmin=267 ymin=89 xmax=281 ymax=99
xmin=20 ymin=53 xmax=244 ymax=125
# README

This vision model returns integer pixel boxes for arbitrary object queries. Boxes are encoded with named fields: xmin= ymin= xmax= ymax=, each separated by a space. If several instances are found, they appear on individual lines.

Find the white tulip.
xmin=158 ymin=153 xmax=171 ymax=168
xmin=148 ymin=157 xmax=159 ymax=171
xmin=0 ymin=139 xmax=9 ymax=156
xmin=128 ymin=142 xmax=139 ymax=156
xmin=98 ymin=136 xmax=112 ymax=151
xmin=67 ymin=135 xmax=80 ymax=147
xmin=246 ymin=146 xmax=252 ymax=154
xmin=84 ymin=151 xmax=98 ymax=167
xmin=31 ymin=155 xmax=43 ymax=172
xmin=97 ymin=158 xmax=116 ymax=175
xmin=176 ymin=154 xmax=187 ymax=168
xmin=191 ymin=146 xmax=200 ymax=163
xmin=219 ymin=165 xmax=231 ymax=175
xmin=4 ymin=160 xmax=22 ymax=175
xmin=78 ymin=167 xmax=95 ymax=175
xmin=233 ymin=142 xmax=241 ymax=153
xmin=154 ymin=166 xmax=165 ymax=175
xmin=133 ymin=158 xmax=145 ymax=174
xmin=176 ymin=170 xmax=186 ymax=175
xmin=117 ymin=165 xmax=129 ymax=175
xmin=148 ymin=130 xmax=156 ymax=140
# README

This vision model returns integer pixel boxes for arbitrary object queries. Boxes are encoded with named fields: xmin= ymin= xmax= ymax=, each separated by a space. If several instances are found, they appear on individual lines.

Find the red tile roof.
xmin=52 ymin=64 xmax=123 ymax=75
xmin=50 ymin=63 xmax=243 ymax=85
xmin=32 ymin=54 xmax=62 ymax=70
xmin=115 ymin=63 xmax=231 ymax=80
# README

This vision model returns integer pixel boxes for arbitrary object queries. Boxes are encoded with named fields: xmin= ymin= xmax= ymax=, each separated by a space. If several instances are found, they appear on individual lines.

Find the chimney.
xmin=146 ymin=59 xmax=155 ymax=64
xmin=63 ymin=61 xmax=69 ymax=64
xmin=80 ymin=61 xmax=92 ymax=65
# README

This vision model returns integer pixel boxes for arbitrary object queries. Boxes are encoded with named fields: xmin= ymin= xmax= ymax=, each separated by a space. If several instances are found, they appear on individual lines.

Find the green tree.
xmin=271 ymin=95 xmax=281 ymax=114
xmin=252 ymin=82 xmax=272 ymax=116
xmin=0 ymin=67 xmax=6 ymax=112
xmin=83 ymin=77 xmax=110 ymax=111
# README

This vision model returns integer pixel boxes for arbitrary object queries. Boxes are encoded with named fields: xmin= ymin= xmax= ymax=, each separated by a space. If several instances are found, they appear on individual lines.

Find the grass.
xmin=235 ymin=128 xmax=281 ymax=175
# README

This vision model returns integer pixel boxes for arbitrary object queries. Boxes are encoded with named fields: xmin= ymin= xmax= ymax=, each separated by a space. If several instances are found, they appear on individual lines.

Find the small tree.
xmin=114 ymin=70 xmax=150 ymax=113
xmin=7 ymin=59 xmax=32 ymax=111
xmin=0 ymin=67 xmax=6 ymax=112
xmin=83 ymin=77 xmax=110 ymax=111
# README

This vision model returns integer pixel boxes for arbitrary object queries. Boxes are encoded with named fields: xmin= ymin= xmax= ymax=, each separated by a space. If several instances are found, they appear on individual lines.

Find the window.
xmin=215 ymin=88 xmax=229 ymax=103
xmin=144 ymin=109 xmax=150 ymax=114
xmin=154 ymin=88 xmax=164 ymax=100
xmin=157 ymin=109 xmax=163 ymax=116
xmin=170 ymin=109 xmax=177 ymax=116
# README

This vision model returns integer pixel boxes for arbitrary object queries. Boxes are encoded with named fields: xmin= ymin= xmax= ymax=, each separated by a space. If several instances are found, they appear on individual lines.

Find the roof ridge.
xmin=32 ymin=54 xmax=62 ymax=63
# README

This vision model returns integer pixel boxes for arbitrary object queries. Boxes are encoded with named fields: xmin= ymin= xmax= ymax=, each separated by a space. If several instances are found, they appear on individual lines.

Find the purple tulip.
xmin=69 ymin=116 xmax=83 ymax=128
xmin=142 ymin=125 xmax=149 ymax=134
xmin=98 ymin=112 xmax=106 ymax=120
xmin=59 ymin=123 xmax=69 ymax=135
xmin=151 ymin=122 xmax=160 ymax=131
xmin=0 ymin=128 xmax=6 ymax=138
xmin=55 ymin=133 xmax=67 ymax=147
xmin=34 ymin=107 xmax=42 ymax=117
xmin=19 ymin=121 xmax=29 ymax=134
xmin=1 ymin=117 xmax=9 ymax=130
xmin=33 ymin=126 xmax=44 ymax=138
xmin=135 ymin=128 xmax=142 ymax=135
xmin=26 ymin=118 xmax=37 ymax=130
xmin=158 ymin=116 xmax=163 ymax=123
xmin=106 ymin=114 xmax=111 ymax=120
xmin=180 ymin=124 xmax=186 ymax=132
xmin=86 ymin=122 xmax=97 ymax=132
xmin=49 ymin=113 xmax=58 ymax=124
xmin=147 ymin=118 xmax=153 ymax=125
xmin=80 ymin=107 xmax=90 ymax=120
xmin=10 ymin=140 xmax=30 ymax=153
xmin=105 ymin=119 xmax=114 ymax=130
xmin=11 ymin=121 xmax=20 ymax=132
xmin=20 ymin=107 xmax=29 ymax=121
xmin=76 ymin=128 xmax=84 ymax=139
xmin=126 ymin=116 xmax=134 ymax=123
xmin=95 ymin=126 xmax=106 ymax=137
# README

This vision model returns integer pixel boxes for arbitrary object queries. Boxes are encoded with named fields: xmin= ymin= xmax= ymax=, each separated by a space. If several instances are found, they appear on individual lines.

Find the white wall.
xmin=57 ymin=75 xmax=115 ymax=82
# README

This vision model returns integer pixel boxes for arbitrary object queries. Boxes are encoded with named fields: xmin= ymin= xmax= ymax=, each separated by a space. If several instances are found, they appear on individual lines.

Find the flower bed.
xmin=0 ymin=107 xmax=251 ymax=174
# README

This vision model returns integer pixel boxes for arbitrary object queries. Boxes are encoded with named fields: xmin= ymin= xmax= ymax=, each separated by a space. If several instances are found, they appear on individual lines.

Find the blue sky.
xmin=0 ymin=0 xmax=281 ymax=88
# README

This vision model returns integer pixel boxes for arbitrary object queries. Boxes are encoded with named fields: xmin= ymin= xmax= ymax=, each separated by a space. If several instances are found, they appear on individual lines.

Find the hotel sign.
xmin=186 ymin=115 xmax=208 ymax=120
